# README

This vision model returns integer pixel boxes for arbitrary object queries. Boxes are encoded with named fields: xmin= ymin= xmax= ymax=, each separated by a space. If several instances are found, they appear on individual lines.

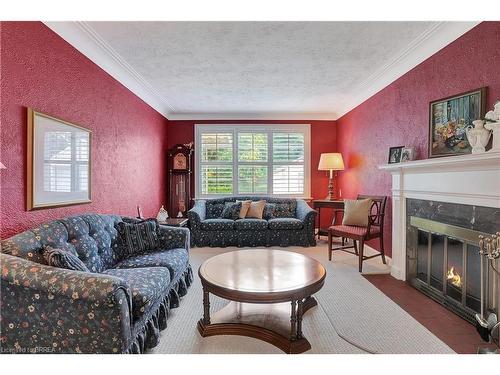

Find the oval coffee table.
xmin=197 ymin=249 xmax=326 ymax=354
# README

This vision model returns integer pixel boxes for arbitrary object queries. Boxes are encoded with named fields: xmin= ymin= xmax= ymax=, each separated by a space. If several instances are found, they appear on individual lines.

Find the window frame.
xmin=195 ymin=124 xmax=311 ymax=199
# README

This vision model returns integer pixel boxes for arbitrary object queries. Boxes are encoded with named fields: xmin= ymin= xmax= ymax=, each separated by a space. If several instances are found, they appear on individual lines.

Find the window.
xmin=195 ymin=124 xmax=310 ymax=198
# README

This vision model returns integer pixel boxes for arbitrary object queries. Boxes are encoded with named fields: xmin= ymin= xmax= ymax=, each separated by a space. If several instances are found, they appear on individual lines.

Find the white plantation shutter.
xmin=200 ymin=133 xmax=234 ymax=195
xmin=272 ymin=133 xmax=305 ymax=194
xmin=196 ymin=124 xmax=310 ymax=198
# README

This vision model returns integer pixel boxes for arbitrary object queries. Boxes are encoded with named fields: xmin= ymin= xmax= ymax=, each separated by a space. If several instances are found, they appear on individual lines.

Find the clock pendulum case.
xmin=167 ymin=143 xmax=193 ymax=218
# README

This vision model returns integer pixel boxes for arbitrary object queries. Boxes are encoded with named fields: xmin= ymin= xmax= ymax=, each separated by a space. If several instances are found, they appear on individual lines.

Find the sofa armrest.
xmin=187 ymin=200 xmax=206 ymax=229
xmin=157 ymin=226 xmax=190 ymax=251
xmin=296 ymin=199 xmax=317 ymax=222
xmin=0 ymin=253 xmax=133 ymax=353
xmin=296 ymin=200 xmax=317 ymax=246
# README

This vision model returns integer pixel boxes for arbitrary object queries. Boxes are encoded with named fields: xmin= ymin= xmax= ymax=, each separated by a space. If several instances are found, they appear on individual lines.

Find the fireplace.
xmin=405 ymin=199 xmax=497 ymax=323
xmin=379 ymin=152 xmax=500 ymax=333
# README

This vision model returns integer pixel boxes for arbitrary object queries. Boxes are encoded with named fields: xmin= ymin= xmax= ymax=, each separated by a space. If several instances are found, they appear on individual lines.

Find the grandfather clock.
xmin=167 ymin=143 xmax=193 ymax=218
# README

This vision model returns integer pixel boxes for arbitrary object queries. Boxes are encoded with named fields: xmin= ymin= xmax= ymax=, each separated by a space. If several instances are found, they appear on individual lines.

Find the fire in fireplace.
xmin=447 ymin=267 xmax=462 ymax=288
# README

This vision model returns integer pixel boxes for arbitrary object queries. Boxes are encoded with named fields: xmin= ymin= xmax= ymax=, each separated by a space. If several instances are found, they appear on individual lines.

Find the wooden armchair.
xmin=327 ymin=195 xmax=387 ymax=272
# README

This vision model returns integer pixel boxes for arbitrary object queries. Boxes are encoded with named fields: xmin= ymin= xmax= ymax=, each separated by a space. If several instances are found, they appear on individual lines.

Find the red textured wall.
xmin=337 ymin=22 xmax=500 ymax=257
xmin=167 ymin=120 xmax=338 ymax=227
xmin=0 ymin=22 xmax=169 ymax=239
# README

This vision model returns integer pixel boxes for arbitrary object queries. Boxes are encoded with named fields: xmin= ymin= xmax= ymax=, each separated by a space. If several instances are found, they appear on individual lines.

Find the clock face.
xmin=173 ymin=153 xmax=187 ymax=170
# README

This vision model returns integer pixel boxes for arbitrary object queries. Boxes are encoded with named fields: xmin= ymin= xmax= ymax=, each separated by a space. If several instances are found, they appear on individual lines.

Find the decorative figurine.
xmin=466 ymin=120 xmax=491 ymax=154
xmin=484 ymin=101 xmax=500 ymax=153
xmin=156 ymin=205 xmax=169 ymax=223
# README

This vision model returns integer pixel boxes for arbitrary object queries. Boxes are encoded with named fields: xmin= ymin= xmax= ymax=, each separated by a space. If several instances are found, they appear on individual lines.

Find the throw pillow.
xmin=263 ymin=203 xmax=276 ymax=220
xmin=236 ymin=200 xmax=252 ymax=219
xmin=342 ymin=199 xmax=373 ymax=226
xmin=115 ymin=218 xmax=159 ymax=257
xmin=246 ymin=200 xmax=266 ymax=219
xmin=221 ymin=202 xmax=242 ymax=220
xmin=43 ymin=245 xmax=90 ymax=272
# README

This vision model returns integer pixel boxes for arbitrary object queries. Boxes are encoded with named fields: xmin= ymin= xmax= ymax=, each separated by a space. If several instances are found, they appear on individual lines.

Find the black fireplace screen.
xmin=408 ymin=216 xmax=488 ymax=323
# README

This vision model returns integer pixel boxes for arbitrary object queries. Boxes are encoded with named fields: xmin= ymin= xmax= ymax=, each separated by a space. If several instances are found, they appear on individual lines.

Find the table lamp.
xmin=318 ymin=153 xmax=344 ymax=200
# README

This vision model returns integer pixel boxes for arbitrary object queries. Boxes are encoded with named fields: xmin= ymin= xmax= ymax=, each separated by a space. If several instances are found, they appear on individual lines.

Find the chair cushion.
xmin=114 ymin=248 xmax=189 ymax=280
xmin=268 ymin=218 xmax=303 ymax=230
xmin=329 ymin=225 xmax=380 ymax=238
xmin=200 ymin=218 xmax=234 ymax=231
xmin=103 ymin=267 xmax=170 ymax=321
xmin=342 ymin=199 xmax=372 ymax=226
xmin=43 ymin=245 xmax=90 ymax=272
xmin=234 ymin=218 xmax=268 ymax=231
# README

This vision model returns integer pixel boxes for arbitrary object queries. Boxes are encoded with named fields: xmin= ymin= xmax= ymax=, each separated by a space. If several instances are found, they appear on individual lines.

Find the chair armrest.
xmin=0 ymin=253 xmax=132 ymax=353
xmin=157 ymin=226 xmax=190 ymax=251
xmin=187 ymin=200 xmax=206 ymax=229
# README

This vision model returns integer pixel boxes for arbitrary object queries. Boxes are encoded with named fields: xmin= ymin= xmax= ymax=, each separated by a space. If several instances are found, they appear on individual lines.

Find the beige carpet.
xmin=150 ymin=240 xmax=454 ymax=354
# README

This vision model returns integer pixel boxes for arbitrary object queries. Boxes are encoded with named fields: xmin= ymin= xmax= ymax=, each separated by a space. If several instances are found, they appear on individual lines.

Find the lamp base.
xmin=325 ymin=177 xmax=336 ymax=200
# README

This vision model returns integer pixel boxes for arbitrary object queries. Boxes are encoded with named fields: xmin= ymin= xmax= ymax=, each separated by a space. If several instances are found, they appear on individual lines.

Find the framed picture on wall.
xmin=429 ymin=87 xmax=486 ymax=158
xmin=27 ymin=108 xmax=92 ymax=210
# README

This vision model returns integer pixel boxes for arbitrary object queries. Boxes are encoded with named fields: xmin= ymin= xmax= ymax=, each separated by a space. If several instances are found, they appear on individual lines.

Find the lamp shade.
xmin=0 ymin=162 xmax=6 ymax=169
xmin=318 ymin=153 xmax=344 ymax=171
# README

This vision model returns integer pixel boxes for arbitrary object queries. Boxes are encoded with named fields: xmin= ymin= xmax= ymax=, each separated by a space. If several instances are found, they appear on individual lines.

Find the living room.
xmin=1 ymin=0 xmax=499 ymax=373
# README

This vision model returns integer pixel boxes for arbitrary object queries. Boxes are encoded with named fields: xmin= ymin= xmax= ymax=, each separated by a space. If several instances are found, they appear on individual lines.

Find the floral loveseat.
xmin=188 ymin=196 xmax=317 ymax=247
xmin=0 ymin=214 xmax=193 ymax=354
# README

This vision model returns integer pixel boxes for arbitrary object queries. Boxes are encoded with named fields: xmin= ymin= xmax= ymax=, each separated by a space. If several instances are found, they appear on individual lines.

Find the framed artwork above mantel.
xmin=27 ymin=108 xmax=92 ymax=210
xmin=428 ymin=87 xmax=486 ymax=158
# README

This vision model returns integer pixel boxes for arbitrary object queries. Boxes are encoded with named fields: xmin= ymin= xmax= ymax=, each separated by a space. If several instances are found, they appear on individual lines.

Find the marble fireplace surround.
xmin=379 ymin=151 xmax=500 ymax=280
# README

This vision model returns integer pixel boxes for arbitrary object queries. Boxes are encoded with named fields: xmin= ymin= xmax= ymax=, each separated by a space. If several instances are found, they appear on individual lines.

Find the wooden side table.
xmin=158 ymin=218 xmax=188 ymax=227
xmin=312 ymin=199 xmax=344 ymax=239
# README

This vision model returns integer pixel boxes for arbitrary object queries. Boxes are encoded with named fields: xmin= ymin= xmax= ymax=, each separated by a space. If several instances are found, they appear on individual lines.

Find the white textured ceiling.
xmin=47 ymin=21 xmax=478 ymax=120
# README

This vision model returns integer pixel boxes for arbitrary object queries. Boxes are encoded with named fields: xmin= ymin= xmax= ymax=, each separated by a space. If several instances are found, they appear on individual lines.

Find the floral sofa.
xmin=187 ymin=196 xmax=317 ymax=247
xmin=0 ymin=214 xmax=193 ymax=354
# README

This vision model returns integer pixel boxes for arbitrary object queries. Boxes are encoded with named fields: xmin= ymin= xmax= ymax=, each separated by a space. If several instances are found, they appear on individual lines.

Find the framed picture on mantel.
xmin=27 ymin=108 xmax=92 ymax=210
xmin=428 ymin=87 xmax=486 ymax=158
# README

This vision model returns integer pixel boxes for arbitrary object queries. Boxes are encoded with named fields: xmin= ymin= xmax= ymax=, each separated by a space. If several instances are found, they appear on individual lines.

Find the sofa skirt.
xmin=125 ymin=265 xmax=194 ymax=353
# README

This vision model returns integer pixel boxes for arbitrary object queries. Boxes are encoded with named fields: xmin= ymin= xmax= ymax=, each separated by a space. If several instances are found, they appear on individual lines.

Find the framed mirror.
xmin=27 ymin=108 xmax=92 ymax=210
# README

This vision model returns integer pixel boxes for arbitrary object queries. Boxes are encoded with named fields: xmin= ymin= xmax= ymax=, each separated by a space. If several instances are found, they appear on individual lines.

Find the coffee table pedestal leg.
xmin=197 ymin=296 xmax=317 ymax=354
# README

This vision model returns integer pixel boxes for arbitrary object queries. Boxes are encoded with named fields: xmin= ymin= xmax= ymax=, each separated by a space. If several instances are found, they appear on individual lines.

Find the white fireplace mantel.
xmin=379 ymin=151 xmax=500 ymax=280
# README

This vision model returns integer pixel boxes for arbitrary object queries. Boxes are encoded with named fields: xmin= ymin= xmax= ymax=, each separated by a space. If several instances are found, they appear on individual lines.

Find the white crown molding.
xmin=167 ymin=111 xmax=338 ymax=121
xmin=335 ymin=21 xmax=480 ymax=119
xmin=44 ymin=21 xmax=480 ymax=122
xmin=43 ymin=21 xmax=175 ymax=118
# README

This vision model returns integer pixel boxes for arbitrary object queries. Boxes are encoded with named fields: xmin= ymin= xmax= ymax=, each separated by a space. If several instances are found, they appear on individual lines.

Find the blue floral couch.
xmin=0 ymin=214 xmax=193 ymax=354
xmin=187 ymin=196 xmax=317 ymax=247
